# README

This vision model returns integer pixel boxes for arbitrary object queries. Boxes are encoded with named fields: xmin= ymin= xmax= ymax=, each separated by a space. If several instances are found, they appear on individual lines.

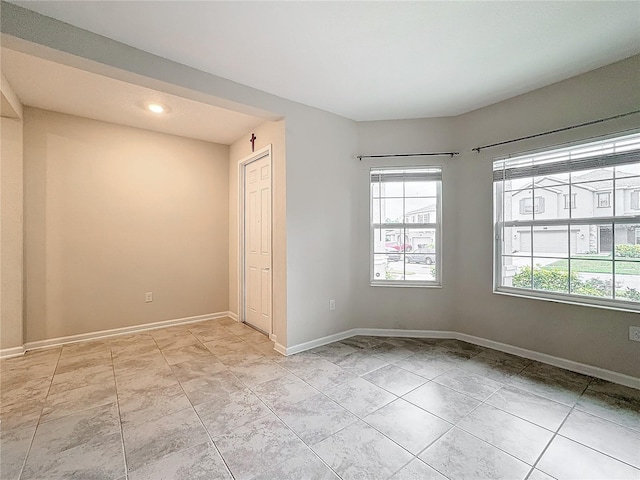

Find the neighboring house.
xmin=508 ymin=170 xmax=640 ymax=255
xmin=402 ymin=204 xmax=437 ymax=251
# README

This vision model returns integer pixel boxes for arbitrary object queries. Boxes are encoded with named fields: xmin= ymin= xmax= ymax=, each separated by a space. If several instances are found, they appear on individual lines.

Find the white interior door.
xmin=244 ymin=154 xmax=272 ymax=334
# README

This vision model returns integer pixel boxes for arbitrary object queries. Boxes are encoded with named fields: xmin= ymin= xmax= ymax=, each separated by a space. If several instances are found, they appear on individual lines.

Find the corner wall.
xmin=0 ymin=115 xmax=24 ymax=351
xmin=355 ymin=56 xmax=639 ymax=377
xmin=229 ymin=120 xmax=287 ymax=344
xmin=354 ymin=118 xmax=457 ymax=331
xmin=452 ymin=55 xmax=640 ymax=377
xmin=23 ymin=108 xmax=230 ymax=342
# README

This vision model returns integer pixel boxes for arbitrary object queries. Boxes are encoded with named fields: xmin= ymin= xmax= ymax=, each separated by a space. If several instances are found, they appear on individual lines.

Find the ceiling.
xmin=9 ymin=1 xmax=640 ymax=121
xmin=1 ymin=48 xmax=266 ymax=145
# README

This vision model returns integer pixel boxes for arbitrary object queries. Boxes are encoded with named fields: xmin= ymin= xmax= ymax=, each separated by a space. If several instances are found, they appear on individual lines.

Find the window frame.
xmin=597 ymin=192 xmax=611 ymax=208
xmin=493 ymin=132 xmax=640 ymax=313
xmin=520 ymin=196 xmax=545 ymax=214
xmin=370 ymin=166 xmax=442 ymax=288
xmin=631 ymin=190 xmax=640 ymax=210
xmin=563 ymin=193 xmax=577 ymax=209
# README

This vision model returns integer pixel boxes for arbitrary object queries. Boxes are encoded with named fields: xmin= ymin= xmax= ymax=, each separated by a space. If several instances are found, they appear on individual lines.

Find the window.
xmin=597 ymin=192 xmax=611 ymax=208
xmin=493 ymin=132 xmax=640 ymax=312
xmin=520 ymin=196 xmax=545 ymax=214
xmin=563 ymin=193 xmax=577 ymax=209
xmin=371 ymin=166 xmax=441 ymax=286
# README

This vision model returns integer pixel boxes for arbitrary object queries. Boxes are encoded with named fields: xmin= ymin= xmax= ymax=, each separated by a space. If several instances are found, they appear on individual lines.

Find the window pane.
xmin=501 ymin=256 xmax=532 ymax=288
xmin=570 ymin=223 xmax=612 ymax=257
xmin=615 ymin=176 xmax=640 ymax=215
xmin=405 ymin=198 xmax=437 ymax=223
xmin=373 ymin=254 xmax=396 ymax=281
xmin=378 ymin=198 xmax=403 ymax=223
xmin=571 ymin=167 xmax=613 ymax=183
xmin=377 ymin=254 xmax=404 ymax=281
xmin=570 ymin=180 xmax=613 ymax=219
xmin=494 ymin=133 xmax=640 ymax=309
xmin=537 ymin=172 xmax=570 ymax=187
xmin=373 ymin=228 xmax=404 ymax=253
xmin=371 ymin=166 xmax=441 ymax=285
xmin=375 ymin=181 xmax=403 ymax=198
xmin=614 ymin=224 xmax=640 ymax=260
xmin=405 ymin=258 xmax=436 ymax=281
xmin=507 ymin=226 xmax=532 ymax=256
xmin=570 ymin=259 xmax=613 ymax=298
xmin=615 ymin=261 xmax=640 ymax=302
xmin=405 ymin=228 xmax=436 ymax=253
xmin=615 ymin=164 xmax=640 ymax=178
xmin=372 ymin=198 xmax=381 ymax=224
xmin=532 ymin=257 xmax=569 ymax=293
xmin=405 ymin=181 xmax=437 ymax=197
xmin=532 ymin=225 xmax=569 ymax=258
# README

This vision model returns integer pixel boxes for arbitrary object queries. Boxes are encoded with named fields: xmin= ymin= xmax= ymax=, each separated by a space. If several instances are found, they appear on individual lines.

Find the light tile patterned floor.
xmin=1 ymin=318 xmax=639 ymax=480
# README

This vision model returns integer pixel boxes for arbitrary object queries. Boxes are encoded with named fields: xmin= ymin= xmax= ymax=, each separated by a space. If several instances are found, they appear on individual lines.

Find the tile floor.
xmin=1 ymin=317 xmax=639 ymax=480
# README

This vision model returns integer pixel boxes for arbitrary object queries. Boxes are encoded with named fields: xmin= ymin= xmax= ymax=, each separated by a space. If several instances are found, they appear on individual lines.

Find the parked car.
xmin=385 ymin=242 xmax=413 ymax=252
xmin=405 ymin=247 xmax=435 ymax=265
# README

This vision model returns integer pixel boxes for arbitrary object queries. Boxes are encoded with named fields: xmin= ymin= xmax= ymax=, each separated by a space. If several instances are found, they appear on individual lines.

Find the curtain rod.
xmin=472 ymin=110 xmax=640 ymax=153
xmin=357 ymin=152 xmax=459 ymax=160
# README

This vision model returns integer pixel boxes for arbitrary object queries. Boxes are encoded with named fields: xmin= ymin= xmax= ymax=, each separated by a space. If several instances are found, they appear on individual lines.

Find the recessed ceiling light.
xmin=147 ymin=103 xmax=165 ymax=114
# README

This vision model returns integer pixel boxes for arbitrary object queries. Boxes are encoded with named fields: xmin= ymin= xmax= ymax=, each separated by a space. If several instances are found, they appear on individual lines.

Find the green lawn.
xmin=545 ymin=258 xmax=640 ymax=275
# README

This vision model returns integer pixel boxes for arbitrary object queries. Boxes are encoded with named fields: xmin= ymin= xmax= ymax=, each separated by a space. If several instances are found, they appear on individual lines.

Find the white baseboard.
xmin=454 ymin=332 xmax=640 ymax=390
xmin=0 ymin=345 xmax=25 ymax=359
xmin=269 ymin=333 xmax=277 ymax=342
xmin=23 ymin=311 xmax=234 ymax=352
xmin=228 ymin=312 xmax=239 ymax=322
xmin=357 ymin=328 xmax=455 ymax=339
xmin=284 ymin=329 xmax=359 ymax=355
xmin=282 ymin=327 xmax=640 ymax=390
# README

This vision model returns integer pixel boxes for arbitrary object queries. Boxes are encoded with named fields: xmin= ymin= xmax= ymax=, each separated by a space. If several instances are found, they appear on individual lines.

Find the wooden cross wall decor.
xmin=250 ymin=133 xmax=257 ymax=152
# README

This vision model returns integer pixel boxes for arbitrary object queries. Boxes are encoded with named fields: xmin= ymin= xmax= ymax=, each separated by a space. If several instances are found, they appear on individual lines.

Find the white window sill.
xmin=494 ymin=287 xmax=640 ymax=314
xmin=371 ymin=282 xmax=442 ymax=289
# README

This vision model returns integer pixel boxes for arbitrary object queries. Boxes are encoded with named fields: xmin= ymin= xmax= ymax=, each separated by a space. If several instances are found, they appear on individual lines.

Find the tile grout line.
xmin=240 ymin=377 xmax=346 ymax=479
xmin=16 ymin=347 xmax=62 ymax=480
xmin=303 ymin=347 xmax=451 ymax=478
xmin=237 ymin=351 xmax=353 ymax=478
xmin=109 ymin=345 xmax=131 ymax=480
xmin=152 ymin=329 xmax=237 ymax=480
xmin=525 ymin=376 xmax=595 ymax=479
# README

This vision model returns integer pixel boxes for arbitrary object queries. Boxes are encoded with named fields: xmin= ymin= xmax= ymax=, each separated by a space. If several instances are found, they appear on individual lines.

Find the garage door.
xmin=519 ymin=230 xmax=577 ymax=255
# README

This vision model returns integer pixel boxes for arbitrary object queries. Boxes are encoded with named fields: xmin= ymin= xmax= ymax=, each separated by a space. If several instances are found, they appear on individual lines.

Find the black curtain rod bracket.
xmin=472 ymin=110 xmax=640 ymax=153
xmin=357 ymin=152 xmax=459 ymax=161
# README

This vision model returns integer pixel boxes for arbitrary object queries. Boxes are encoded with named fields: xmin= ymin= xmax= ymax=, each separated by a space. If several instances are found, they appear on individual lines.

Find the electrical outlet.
xmin=329 ymin=299 xmax=336 ymax=311
xmin=630 ymin=326 xmax=640 ymax=342
xmin=145 ymin=292 xmax=153 ymax=303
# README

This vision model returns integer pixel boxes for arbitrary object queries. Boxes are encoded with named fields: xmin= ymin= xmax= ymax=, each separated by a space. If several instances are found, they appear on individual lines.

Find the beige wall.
xmin=23 ymin=108 xmax=229 ymax=342
xmin=229 ymin=120 xmax=287 ymax=344
xmin=1 ymin=116 xmax=24 ymax=350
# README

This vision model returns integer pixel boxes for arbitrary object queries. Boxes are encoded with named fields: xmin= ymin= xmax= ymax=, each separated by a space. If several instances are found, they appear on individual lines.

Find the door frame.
xmin=237 ymin=144 xmax=273 ymax=335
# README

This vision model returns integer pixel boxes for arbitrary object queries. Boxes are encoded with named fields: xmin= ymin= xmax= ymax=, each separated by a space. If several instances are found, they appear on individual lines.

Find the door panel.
xmin=244 ymin=155 xmax=272 ymax=334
